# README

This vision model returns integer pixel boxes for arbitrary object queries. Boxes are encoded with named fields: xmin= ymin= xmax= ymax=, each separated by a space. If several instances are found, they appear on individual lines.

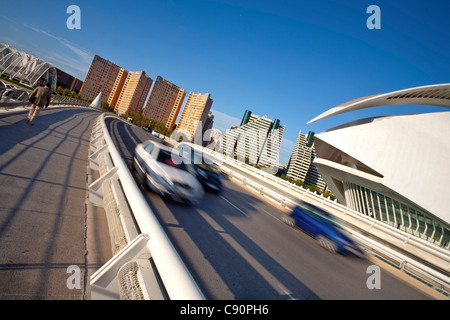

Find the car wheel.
xmin=282 ymin=215 xmax=295 ymax=227
xmin=129 ymin=160 xmax=136 ymax=172
xmin=316 ymin=235 xmax=338 ymax=253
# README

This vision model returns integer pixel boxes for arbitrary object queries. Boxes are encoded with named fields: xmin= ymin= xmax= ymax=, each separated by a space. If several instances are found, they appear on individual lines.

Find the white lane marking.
xmin=278 ymin=284 xmax=297 ymax=300
xmin=219 ymin=195 xmax=248 ymax=217
xmin=259 ymin=206 xmax=283 ymax=222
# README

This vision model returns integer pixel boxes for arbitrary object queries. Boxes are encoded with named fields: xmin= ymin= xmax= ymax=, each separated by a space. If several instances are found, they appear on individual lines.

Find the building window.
xmin=343 ymin=182 xmax=449 ymax=248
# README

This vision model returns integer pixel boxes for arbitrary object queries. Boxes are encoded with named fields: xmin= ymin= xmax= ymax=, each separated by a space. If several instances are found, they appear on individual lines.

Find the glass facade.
xmin=344 ymin=182 xmax=450 ymax=248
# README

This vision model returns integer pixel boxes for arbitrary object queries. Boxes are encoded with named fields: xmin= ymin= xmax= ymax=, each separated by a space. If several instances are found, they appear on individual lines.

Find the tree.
xmin=56 ymin=86 xmax=64 ymax=95
xmin=101 ymin=101 xmax=114 ymax=113
xmin=122 ymin=112 xmax=174 ymax=136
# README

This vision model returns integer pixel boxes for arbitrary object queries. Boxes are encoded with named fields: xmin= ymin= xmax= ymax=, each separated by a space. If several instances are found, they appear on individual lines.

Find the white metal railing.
xmin=88 ymin=113 xmax=205 ymax=300
xmin=0 ymin=86 xmax=30 ymax=103
xmin=0 ymin=86 xmax=90 ymax=108
xmin=180 ymin=142 xmax=450 ymax=295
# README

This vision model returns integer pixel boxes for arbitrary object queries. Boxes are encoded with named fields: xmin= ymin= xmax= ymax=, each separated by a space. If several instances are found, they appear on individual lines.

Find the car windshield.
xmin=189 ymin=152 xmax=219 ymax=173
xmin=157 ymin=149 xmax=187 ymax=171
xmin=196 ymin=162 xmax=220 ymax=174
xmin=297 ymin=202 xmax=340 ymax=227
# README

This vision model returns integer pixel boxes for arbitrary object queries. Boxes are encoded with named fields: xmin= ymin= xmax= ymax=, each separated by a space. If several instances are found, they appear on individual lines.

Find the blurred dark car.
xmin=175 ymin=144 xmax=223 ymax=192
xmin=189 ymin=161 xmax=222 ymax=192
xmin=282 ymin=201 xmax=362 ymax=255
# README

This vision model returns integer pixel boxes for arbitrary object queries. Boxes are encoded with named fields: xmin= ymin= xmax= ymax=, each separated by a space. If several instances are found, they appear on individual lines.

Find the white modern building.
xmin=308 ymin=84 xmax=450 ymax=248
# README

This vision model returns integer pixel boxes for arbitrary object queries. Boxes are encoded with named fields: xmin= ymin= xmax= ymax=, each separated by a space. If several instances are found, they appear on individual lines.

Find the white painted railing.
xmin=0 ymin=86 xmax=90 ymax=108
xmin=87 ymin=113 xmax=205 ymax=300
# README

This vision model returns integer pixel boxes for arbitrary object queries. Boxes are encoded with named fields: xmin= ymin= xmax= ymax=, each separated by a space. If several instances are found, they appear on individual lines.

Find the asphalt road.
xmin=106 ymin=117 xmax=433 ymax=300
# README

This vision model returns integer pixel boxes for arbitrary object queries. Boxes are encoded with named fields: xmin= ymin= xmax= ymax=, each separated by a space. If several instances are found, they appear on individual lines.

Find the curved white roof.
xmin=314 ymin=111 xmax=450 ymax=224
xmin=308 ymin=83 xmax=450 ymax=124
xmin=0 ymin=42 xmax=57 ymax=88
xmin=309 ymin=83 xmax=450 ymax=227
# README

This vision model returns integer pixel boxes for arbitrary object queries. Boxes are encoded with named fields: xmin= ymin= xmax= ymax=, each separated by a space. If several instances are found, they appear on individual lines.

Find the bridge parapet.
xmin=0 ymin=86 xmax=90 ymax=109
xmin=87 ymin=114 xmax=205 ymax=300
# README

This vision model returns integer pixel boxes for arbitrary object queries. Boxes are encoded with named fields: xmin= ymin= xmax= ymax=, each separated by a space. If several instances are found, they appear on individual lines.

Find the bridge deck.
xmin=0 ymin=105 xmax=111 ymax=299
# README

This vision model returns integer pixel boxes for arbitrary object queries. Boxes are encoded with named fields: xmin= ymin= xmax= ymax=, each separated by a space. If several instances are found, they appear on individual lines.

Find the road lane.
xmin=106 ymin=117 xmax=433 ymax=300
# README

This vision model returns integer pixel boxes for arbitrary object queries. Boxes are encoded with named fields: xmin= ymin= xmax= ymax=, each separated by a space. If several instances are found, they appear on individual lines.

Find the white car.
xmin=151 ymin=130 xmax=160 ymax=137
xmin=132 ymin=140 xmax=204 ymax=205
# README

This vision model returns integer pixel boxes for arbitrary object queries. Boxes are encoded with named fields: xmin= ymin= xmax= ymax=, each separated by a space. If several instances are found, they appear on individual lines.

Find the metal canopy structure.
xmin=0 ymin=42 xmax=57 ymax=88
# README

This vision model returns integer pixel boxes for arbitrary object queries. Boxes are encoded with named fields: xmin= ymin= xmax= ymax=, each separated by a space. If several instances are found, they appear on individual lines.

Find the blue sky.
xmin=1 ymin=0 xmax=449 ymax=163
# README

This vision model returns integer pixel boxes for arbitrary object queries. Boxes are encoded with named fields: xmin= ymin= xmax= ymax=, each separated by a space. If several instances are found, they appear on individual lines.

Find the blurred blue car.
xmin=282 ymin=201 xmax=362 ymax=256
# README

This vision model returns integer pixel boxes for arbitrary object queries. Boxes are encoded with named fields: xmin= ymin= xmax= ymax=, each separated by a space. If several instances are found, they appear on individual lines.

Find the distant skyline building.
xmin=55 ymin=67 xmax=83 ymax=92
xmin=286 ymin=131 xmax=327 ymax=191
xmin=176 ymin=92 xmax=213 ymax=144
xmin=79 ymin=55 xmax=123 ymax=103
xmin=114 ymin=71 xmax=153 ymax=115
xmin=141 ymin=76 xmax=186 ymax=130
xmin=222 ymin=110 xmax=284 ymax=167
xmin=107 ymin=67 xmax=128 ymax=108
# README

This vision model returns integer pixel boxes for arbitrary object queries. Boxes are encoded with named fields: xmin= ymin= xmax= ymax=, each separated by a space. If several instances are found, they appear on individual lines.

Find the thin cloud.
xmin=211 ymin=109 xmax=241 ymax=134
xmin=24 ymin=24 xmax=93 ymax=77
xmin=63 ymin=41 xmax=92 ymax=63
xmin=45 ymin=52 xmax=89 ymax=74
xmin=279 ymin=137 xmax=295 ymax=164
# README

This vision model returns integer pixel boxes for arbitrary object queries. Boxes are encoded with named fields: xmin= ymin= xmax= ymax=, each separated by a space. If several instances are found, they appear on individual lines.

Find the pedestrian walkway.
xmin=0 ymin=105 xmax=112 ymax=299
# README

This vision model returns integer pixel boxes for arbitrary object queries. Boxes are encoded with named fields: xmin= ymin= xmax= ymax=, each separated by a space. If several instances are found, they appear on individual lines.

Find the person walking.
xmin=27 ymin=83 xmax=52 ymax=125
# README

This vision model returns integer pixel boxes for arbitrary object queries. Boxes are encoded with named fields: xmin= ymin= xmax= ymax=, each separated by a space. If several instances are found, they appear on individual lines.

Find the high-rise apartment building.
xmin=202 ymin=111 xmax=215 ymax=147
xmin=79 ymin=55 xmax=123 ymax=103
xmin=286 ymin=131 xmax=327 ymax=191
xmin=176 ymin=92 xmax=213 ymax=144
xmin=114 ymin=71 xmax=153 ymax=115
xmin=141 ymin=76 xmax=186 ymax=130
xmin=107 ymin=68 xmax=128 ymax=108
xmin=222 ymin=110 xmax=284 ymax=167
xmin=202 ymin=111 xmax=214 ymax=135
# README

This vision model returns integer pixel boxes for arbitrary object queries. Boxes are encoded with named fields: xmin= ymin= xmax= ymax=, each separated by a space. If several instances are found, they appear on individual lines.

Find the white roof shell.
xmin=314 ymin=111 xmax=450 ymax=224
xmin=309 ymin=84 xmax=450 ymax=225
